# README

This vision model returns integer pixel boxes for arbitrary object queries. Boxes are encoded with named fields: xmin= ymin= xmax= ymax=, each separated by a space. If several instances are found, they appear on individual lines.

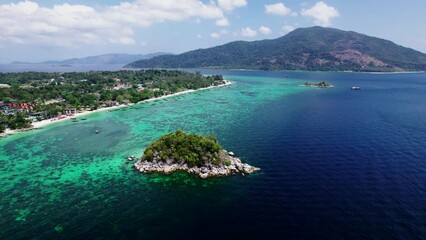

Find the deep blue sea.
xmin=0 ymin=66 xmax=425 ymax=239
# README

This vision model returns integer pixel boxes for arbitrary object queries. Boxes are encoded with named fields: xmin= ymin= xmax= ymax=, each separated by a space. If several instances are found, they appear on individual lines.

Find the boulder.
xmin=166 ymin=158 xmax=173 ymax=165
xmin=133 ymin=149 xmax=259 ymax=178
xmin=164 ymin=166 xmax=173 ymax=174
xmin=228 ymin=165 xmax=237 ymax=171
xmin=235 ymin=163 xmax=243 ymax=171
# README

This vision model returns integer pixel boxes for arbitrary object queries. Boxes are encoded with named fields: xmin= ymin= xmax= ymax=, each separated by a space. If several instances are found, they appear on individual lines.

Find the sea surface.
xmin=0 ymin=69 xmax=425 ymax=239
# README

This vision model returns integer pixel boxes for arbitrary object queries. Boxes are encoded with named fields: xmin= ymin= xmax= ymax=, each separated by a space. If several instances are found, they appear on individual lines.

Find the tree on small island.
xmin=135 ymin=130 xmax=259 ymax=178
xmin=142 ymin=129 xmax=224 ymax=167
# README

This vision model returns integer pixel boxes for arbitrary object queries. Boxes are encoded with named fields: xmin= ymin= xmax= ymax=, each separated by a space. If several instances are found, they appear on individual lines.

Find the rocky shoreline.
xmin=134 ymin=150 xmax=260 ymax=178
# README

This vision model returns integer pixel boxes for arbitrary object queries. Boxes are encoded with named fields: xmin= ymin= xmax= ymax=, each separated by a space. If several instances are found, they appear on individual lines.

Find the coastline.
xmin=366 ymin=71 xmax=426 ymax=74
xmin=134 ymin=149 xmax=260 ymax=178
xmin=0 ymin=80 xmax=232 ymax=138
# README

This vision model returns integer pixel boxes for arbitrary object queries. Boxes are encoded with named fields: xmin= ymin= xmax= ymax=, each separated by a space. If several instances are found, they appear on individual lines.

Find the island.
xmin=303 ymin=81 xmax=334 ymax=88
xmin=134 ymin=130 xmax=260 ymax=178
xmin=126 ymin=26 xmax=426 ymax=72
xmin=0 ymin=70 xmax=226 ymax=135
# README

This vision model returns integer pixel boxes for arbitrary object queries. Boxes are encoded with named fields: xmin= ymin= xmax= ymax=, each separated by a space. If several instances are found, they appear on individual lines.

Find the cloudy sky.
xmin=1 ymin=0 xmax=425 ymax=63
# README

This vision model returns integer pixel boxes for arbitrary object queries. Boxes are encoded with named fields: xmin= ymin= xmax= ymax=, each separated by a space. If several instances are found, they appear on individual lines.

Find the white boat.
xmin=351 ymin=86 xmax=361 ymax=90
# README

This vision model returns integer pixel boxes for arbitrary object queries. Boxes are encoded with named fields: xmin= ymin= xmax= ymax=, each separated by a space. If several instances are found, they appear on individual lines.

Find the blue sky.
xmin=0 ymin=0 xmax=425 ymax=63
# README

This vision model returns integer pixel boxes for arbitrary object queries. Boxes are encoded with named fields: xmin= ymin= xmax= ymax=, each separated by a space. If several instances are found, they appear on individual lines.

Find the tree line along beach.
xmin=0 ymin=70 xmax=230 ymax=138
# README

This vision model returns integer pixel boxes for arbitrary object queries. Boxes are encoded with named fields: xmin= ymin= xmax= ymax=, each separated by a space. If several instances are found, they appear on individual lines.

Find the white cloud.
xmin=218 ymin=0 xmax=247 ymax=11
xmin=106 ymin=0 xmax=225 ymax=26
xmin=259 ymin=26 xmax=272 ymax=35
xmin=109 ymin=37 xmax=136 ymax=45
xmin=265 ymin=3 xmax=293 ymax=16
xmin=282 ymin=24 xmax=295 ymax=33
xmin=241 ymin=27 xmax=257 ymax=37
xmin=197 ymin=34 xmax=203 ymax=39
xmin=0 ymin=1 xmax=128 ymax=46
xmin=211 ymin=32 xmax=221 ymax=38
xmin=301 ymin=1 xmax=340 ymax=26
xmin=210 ymin=29 xmax=229 ymax=39
xmin=216 ymin=18 xmax=230 ymax=26
xmin=0 ymin=0 xmax=228 ymax=46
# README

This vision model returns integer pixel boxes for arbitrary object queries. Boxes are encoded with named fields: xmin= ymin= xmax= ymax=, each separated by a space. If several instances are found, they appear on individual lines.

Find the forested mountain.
xmin=127 ymin=27 xmax=426 ymax=72
xmin=13 ymin=53 xmax=170 ymax=65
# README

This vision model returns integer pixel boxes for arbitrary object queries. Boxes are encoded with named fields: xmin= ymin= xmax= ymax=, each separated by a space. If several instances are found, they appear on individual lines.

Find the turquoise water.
xmin=0 ymin=75 xmax=306 ymax=239
xmin=1 ymin=71 xmax=425 ymax=239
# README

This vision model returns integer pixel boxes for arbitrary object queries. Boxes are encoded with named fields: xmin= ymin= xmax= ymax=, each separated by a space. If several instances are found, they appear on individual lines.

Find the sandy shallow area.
xmin=1 ymin=80 xmax=232 ymax=138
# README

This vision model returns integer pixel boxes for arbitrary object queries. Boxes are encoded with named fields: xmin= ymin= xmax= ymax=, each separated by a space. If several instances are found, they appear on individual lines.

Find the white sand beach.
xmin=1 ymin=80 xmax=232 ymax=138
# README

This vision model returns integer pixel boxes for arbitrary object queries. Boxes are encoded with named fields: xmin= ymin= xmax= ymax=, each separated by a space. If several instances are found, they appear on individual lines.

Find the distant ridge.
xmin=126 ymin=27 xmax=426 ymax=72
xmin=12 ymin=52 xmax=171 ymax=65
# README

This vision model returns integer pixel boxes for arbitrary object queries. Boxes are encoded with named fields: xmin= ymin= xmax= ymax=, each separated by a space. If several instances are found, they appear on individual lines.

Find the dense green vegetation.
xmin=0 ymin=113 xmax=31 ymax=132
xmin=141 ymin=130 xmax=225 ymax=167
xmin=0 ymin=70 xmax=224 ymax=132
xmin=127 ymin=26 xmax=426 ymax=72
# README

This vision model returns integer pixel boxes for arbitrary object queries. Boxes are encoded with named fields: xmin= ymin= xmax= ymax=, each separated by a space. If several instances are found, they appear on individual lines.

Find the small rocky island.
xmin=303 ymin=81 xmax=334 ymax=88
xmin=134 ymin=130 xmax=259 ymax=178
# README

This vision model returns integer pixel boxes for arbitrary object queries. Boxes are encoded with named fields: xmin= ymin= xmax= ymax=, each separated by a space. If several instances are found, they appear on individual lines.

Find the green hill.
xmin=126 ymin=26 xmax=426 ymax=72
xmin=141 ymin=130 xmax=223 ymax=167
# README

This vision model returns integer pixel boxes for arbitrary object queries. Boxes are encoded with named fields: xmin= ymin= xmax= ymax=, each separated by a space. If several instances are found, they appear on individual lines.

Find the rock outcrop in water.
xmin=303 ymin=81 xmax=334 ymax=88
xmin=134 ymin=130 xmax=259 ymax=178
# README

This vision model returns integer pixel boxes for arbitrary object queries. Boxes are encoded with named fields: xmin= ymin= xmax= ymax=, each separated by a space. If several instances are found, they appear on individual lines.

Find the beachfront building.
xmin=101 ymin=100 xmax=119 ymax=107
xmin=0 ymin=103 xmax=33 ymax=115
xmin=64 ymin=108 xmax=76 ymax=115
xmin=30 ymin=111 xmax=48 ymax=120
xmin=0 ymin=105 xmax=14 ymax=115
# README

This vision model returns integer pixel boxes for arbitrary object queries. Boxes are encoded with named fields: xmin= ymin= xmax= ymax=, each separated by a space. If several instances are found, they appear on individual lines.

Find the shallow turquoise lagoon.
xmin=0 ymin=75 xmax=306 ymax=239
